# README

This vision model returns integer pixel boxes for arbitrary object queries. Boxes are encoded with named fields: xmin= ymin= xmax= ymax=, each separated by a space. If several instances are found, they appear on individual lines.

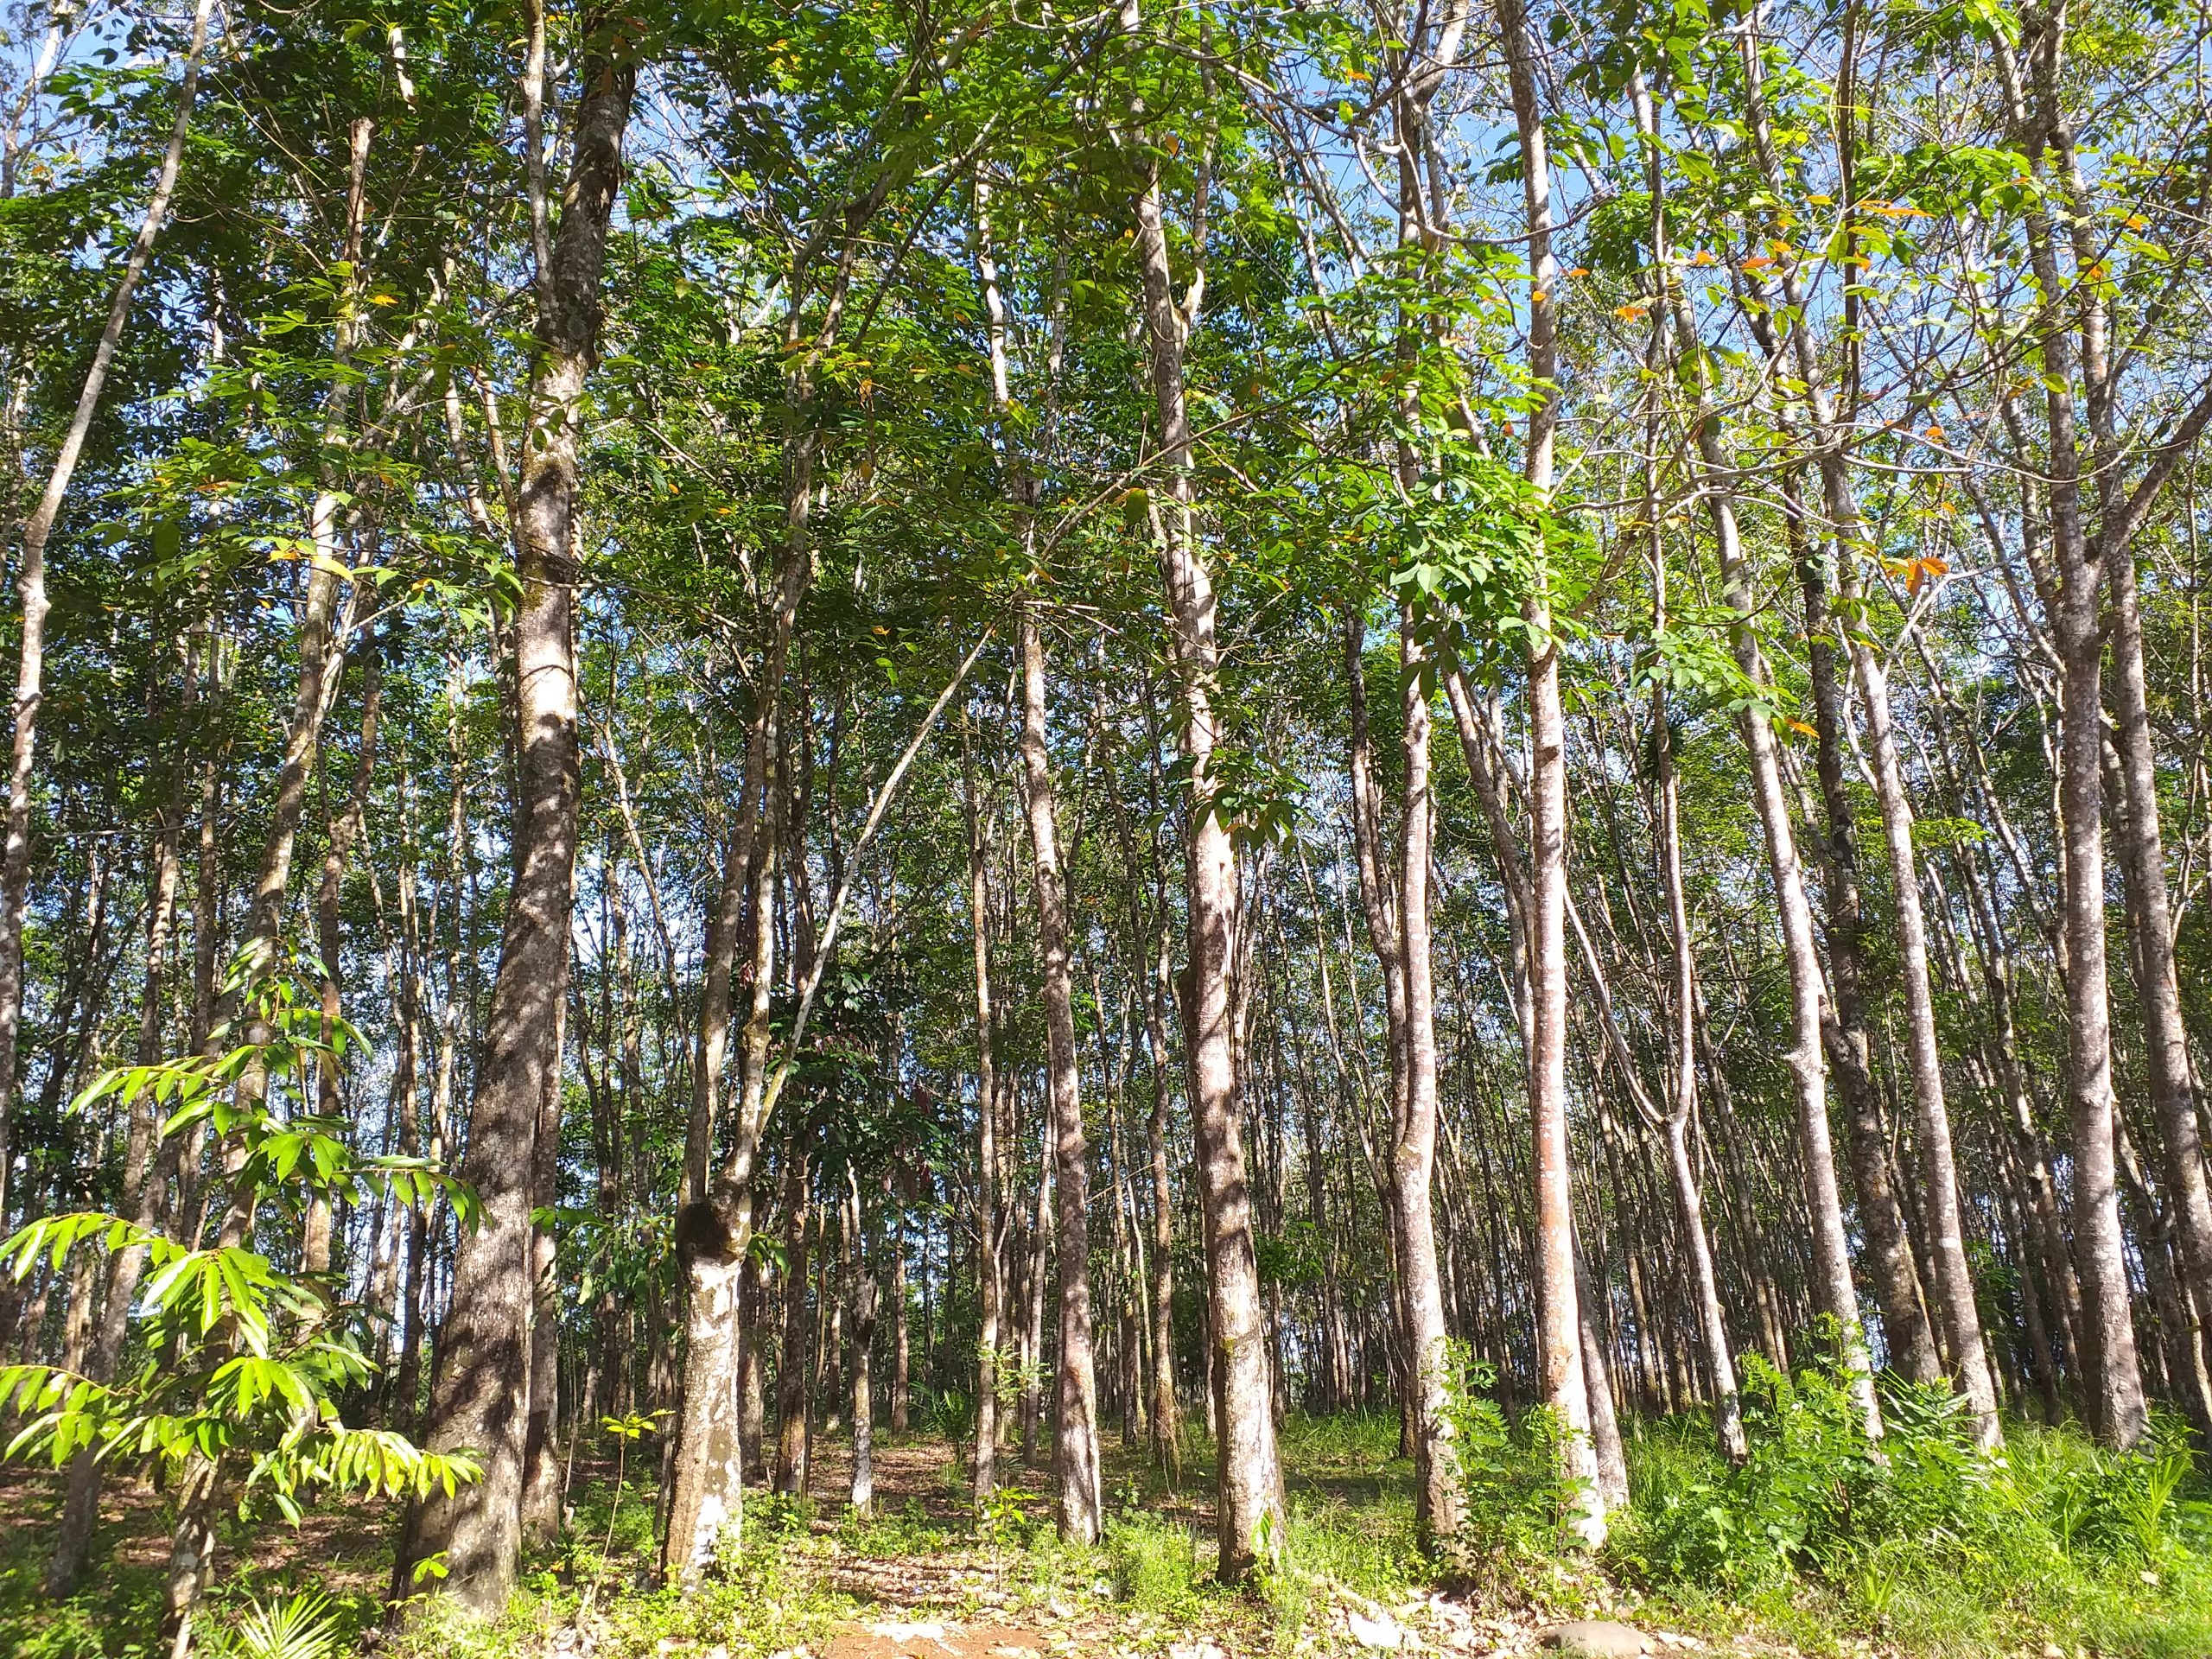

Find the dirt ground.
xmin=0 ymin=1437 xmax=1809 ymax=1659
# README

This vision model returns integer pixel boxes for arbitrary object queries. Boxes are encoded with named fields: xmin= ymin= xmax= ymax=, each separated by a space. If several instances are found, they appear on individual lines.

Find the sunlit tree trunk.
xmin=1019 ymin=609 xmax=1104 ymax=1541
xmin=1630 ymin=69 xmax=1880 ymax=1440
xmin=1393 ymin=611 xmax=1461 ymax=1543
xmin=403 ymin=26 xmax=634 ymax=1606
xmin=308 ymin=647 xmax=383 ymax=1277
xmin=963 ymin=732 xmax=1002 ymax=1501
xmin=44 ymin=784 xmax=182 ymax=1592
xmin=2001 ymin=20 xmax=2147 ymax=1446
xmin=1131 ymin=159 xmax=1284 ymax=1582
xmin=849 ymin=1173 xmax=879 ymax=1516
xmin=1497 ymin=0 xmax=1602 ymax=1542
xmin=1144 ymin=912 xmax=1182 ymax=1484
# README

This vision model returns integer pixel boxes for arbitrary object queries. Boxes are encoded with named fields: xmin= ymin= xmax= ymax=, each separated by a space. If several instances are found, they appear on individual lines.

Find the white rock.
xmin=1349 ymin=1611 xmax=1405 ymax=1650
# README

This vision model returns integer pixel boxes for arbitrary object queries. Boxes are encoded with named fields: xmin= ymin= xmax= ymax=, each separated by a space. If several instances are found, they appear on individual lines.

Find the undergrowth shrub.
xmin=1436 ymin=1344 xmax=1605 ymax=1604
xmin=1441 ymin=1346 xmax=1591 ymax=1550
xmin=1612 ymin=1347 xmax=2212 ymax=1656
xmin=1104 ymin=1512 xmax=1208 ymax=1618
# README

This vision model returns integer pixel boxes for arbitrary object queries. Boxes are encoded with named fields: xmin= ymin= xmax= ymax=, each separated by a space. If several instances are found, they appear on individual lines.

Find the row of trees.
xmin=3 ymin=0 xmax=2212 ymax=1641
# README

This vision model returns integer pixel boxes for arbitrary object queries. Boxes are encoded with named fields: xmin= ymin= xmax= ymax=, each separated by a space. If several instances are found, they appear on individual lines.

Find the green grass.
xmin=1601 ymin=1364 xmax=2212 ymax=1659
xmin=5 ymin=1394 xmax=2209 ymax=1658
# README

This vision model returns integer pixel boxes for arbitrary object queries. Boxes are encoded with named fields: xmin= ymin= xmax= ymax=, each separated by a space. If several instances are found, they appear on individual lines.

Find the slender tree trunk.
xmin=1573 ymin=1228 xmax=1630 ymax=1508
xmin=1145 ymin=915 xmax=1181 ymax=1484
xmin=2005 ymin=18 xmax=2148 ymax=1446
xmin=308 ymin=648 xmax=382 ymax=1278
xmin=162 ymin=115 xmax=379 ymax=1649
xmin=774 ymin=1144 xmax=813 ymax=1497
xmin=964 ymin=734 xmax=1001 ymax=1503
xmin=1733 ymin=11 xmax=2002 ymax=1441
xmin=1131 ymin=162 xmax=1283 ymax=1582
xmin=660 ymin=464 xmax=808 ymax=1578
xmin=1021 ymin=1103 xmax=1053 ymax=1465
xmin=403 ymin=35 xmax=633 ymax=1607
xmin=1498 ymin=0 xmax=1602 ymax=1541
xmin=519 ymin=980 xmax=569 ymax=1547
xmin=0 ymin=0 xmax=214 ymax=1230
xmin=1017 ymin=610 xmax=1104 ymax=1541
xmin=1393 ymin=611 xmax=1460 ymax=1543
xmin=741 ymin=1250 xmax=768 ymax=1471
xmin=1796 ymin=517 xmax=1942 ymax=1385
xmin=890 ymin=1202 xmax=910 ymax=1434
xmin=1642 ymin=474 xmax=1748 ymax=1462
xmin=1631 ymin=68 xmax=1880 ymax=1439
xmin=1844 ymin=627 xmax=2003 ymax=1447
xmin=2108 ymin=476 xmax=2212 ymax=1373
xmin=849 ymin=1176 xmax=879 ymax=1516
xmin=44 ymin=799 xmax=181 ymax=1592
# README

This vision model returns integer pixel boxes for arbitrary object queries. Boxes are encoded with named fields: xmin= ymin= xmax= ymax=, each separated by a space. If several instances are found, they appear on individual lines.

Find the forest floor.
xmin=0 ymin=1414 xmax=2195 ymax=1659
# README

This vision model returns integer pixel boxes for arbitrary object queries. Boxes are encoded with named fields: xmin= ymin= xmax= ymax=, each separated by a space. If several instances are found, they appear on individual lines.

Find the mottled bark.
xmin=1018 ymin=611 xmax=1103 ymax=1540
xmin=401 ymin=36 xmax=633 ymax=1608
xmin=1131 ymin=161 xmax=1284 ymax=1581
xmin=1500 ymin=0 xmax=1603 ymax=1540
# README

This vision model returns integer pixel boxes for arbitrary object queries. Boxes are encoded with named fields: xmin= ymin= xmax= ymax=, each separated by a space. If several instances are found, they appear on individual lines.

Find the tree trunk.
xmin=660 ymin=442 xmax=809 ymax=1578
xmin=1643 ymin=494 xmax=1747 ymax=1462
xmin=1392 ymin=611 xmax=1461 ymax=1544
xmin=519 ymin=983 xmax=569 ymax=1547
xmin=1998 ymin=15 xmax=2148 ymax=1448
xmin=1845 ymin=628 xmax=2003 ymax=1448
xmin=2107 ymin=478 xmax=2212 ymax=1380
xmin=44 ymin=798 xmax=181 ymax=1592
xmin=849 ymin=1176 xmax=879 ymax=1516
xmin=402 ymin=38 xmax=632 ymax=1609
xmin=1498 ymin=0 xmax=1603 ymax=1542
xmin=1630 ymin=67 xmax=1880 ymax=1440
xmin=308 ymin=646 xmax=383 ymax=1278
xmin=1130 ymin=162 xmax=1283 ymax=1582
xmin=964 ymin=733 xmax=1002 ymax=1503
xmin=1018 ymin=609 xmax=1103 ymax=1541
xmin=1145 ymin=915 xmax=1182 ymax=1484
xmin=1796 ymin=518 xmax=1942 ymax=1385
xmin=890 ymin=1203 xmax=910 ymax=1434
xmin=774 ymin=1145 xmax=813 ymax=1496
xmin=1736 ymin=13 xmax=2002 ymax=1440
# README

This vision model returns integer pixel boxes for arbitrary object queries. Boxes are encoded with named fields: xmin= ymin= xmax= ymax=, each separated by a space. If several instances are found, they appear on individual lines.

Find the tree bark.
xmin=1796 ymin=517 xmax=1942 ymax=1385
xmin=1018 ymin=609 xmax=1104 ymax=1541
xmin=2107 ymin=433 xmax=2212 ymax=1382
xmin=1131 ymin=161 xmax=1284 ymax=1582
xmin=402 ymin=33 xmax=633 ymax=1609
xmin=849 ymin=1175 xmax=879 ymax=1516
xmin=1145 ymin=910 xmax=1182 ymax=1484
xmin=1842 ymin=626 xmax=2003 ymax=1447
xmin=660 ymin=480 xmax=808 ymax=1580
xmin=1393 ymin=612 xmax=1461 ymax=1543
xmin=774 ymin=1145 xmax=813 ymax=1496
xmin=964 ymin=732 xmax=1002 ymax=1502
xmin=2004 ymin=17 xmax=2148 ymax=1446
xmin=1497 ymin=0 xmax=1603 ymax=1541
xmin=43 ymin=795 xmax=181 ymax=1592
xmin=308 ymin=645 xmax=383 ymax=1278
